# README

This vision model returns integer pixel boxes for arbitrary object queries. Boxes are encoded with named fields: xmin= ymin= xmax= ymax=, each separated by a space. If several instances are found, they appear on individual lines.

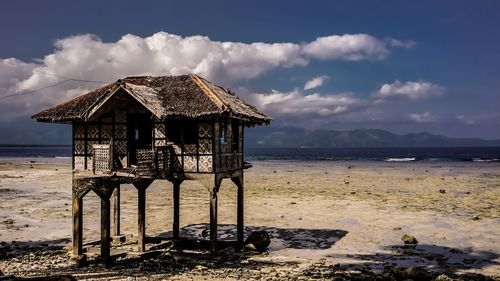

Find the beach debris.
xmin=439 ymin=189 xmax=446 ymax=193
xmin=463 ymin=258 xmax=477 ymax=264
xmin=244 ymin=231 xmax=270 ymax=252
xmin=0 ymin=175 xmax=23 ymax=179
xmin=2 ymin=219 xmax=15 ymax=228
xmin=0 ymin=274 xmax=76 ymax=281
xmin=472 ymin=215 xmax=480 ymax=221
xmin=435 ymin=274 xmax=453 ymax=281
xmin=390 ymin=266 xmax=432 ymax=281
xmin=393 ymin=227 xmax=402 ymax=231
xmin=401 ymin=234 xmax=418 ymax=245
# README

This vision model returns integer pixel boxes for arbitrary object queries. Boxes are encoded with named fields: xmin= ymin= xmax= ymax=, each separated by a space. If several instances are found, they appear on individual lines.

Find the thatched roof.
xmin=32 ymin=74 xmax=271 ymax=126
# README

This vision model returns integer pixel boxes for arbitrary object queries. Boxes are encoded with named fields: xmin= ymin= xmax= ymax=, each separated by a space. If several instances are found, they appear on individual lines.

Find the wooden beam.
xmin=209 ymin=187 xmax=218 ymax=256
xmin=133 ymin=179 xmax=153 ymax=252
xmin=71 ymin=178 xmax=90 ymax=263
xmin=172 ymin=181 xmax=181 ymax=239
xmin=100 ymin=197 xmax=111 ymax=263
xmin=72 ymin=195 xmax=83 ymax=257
xmin=113 ymin=186 xmax=120 ymax=236
xmin=236 ymin=176 xmax=244 ymax=249
xmin=137 ymin=185 xmax=146 ymax=252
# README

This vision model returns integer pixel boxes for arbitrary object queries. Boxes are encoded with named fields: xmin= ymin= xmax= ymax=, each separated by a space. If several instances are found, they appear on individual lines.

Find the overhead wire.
xmin=0 ymin=79 xmax=73 ymax=101
xmin=2 ymin=59 xmax=107 ymax=83
xmin=0 ymin=59 xmax=110 ymax=101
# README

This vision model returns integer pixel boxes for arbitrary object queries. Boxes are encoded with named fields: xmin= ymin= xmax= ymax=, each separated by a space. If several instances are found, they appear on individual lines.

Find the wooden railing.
xmin=134 ymin=145 xmax=182 ymax=178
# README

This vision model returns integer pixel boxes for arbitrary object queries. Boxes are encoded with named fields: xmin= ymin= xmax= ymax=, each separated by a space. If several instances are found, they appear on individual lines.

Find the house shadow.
xmin=1 ymin=225 xmax=347 ymax=280
xmin=1 ymin=224 xmax=347 ymax=263
xmin=157 ymin=223 xmax=348 ymax=251
xmin=1 ymin=228 xmax=499 ymax=280
xmin=0 ymin=238 xmax=70 ymax=261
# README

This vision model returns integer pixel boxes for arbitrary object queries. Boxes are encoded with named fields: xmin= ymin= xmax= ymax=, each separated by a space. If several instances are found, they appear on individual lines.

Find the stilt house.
xmin=32 ymin=74 xmax=271 ymax=261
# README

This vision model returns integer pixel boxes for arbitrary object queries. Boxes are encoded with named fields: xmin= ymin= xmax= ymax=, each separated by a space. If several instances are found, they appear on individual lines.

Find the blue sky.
xmin=0 ymin=0 xmax=499 ymax=144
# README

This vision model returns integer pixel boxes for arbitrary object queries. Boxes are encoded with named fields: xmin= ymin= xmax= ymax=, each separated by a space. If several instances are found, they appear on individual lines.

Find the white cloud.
xmin=0 ymin=58 xmax=37 ymax=91
xmin=409 ymin=112 xmax=433 ymax=123
xmin=304 ymin=75 xmax=329 ymax=90
xmin=0 ymin=31 xmax=410 ymax=121
xmin=456 ymin=115 xmax=475 ymax=125
xmin=250 ymin=89 xmax=364 ymax=118
xmin=303 ymin=34 xmax=389 ymax=61
xmin=388 ymin=38 xmax=416 ymax=49
xmin=456 ymin=113 xmax=499 ymax=126
xmin=376 ymin=80 xmax=444 ymax=100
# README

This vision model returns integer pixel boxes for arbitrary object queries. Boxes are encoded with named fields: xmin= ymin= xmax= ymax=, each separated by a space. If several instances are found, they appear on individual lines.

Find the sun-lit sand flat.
xmin=0 ymin=158 xmax=498 ymax=280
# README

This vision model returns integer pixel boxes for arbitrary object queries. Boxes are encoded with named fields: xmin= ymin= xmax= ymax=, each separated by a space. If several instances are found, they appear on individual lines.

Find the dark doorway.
xmin=128 ymin=113 xmax=153 ymax=165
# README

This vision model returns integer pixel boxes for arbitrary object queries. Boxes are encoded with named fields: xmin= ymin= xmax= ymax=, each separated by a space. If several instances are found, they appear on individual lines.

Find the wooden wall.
xmin=214 ymin=118 xmax=244 ymax=173
xmin=73 ymin=109 xmax=128 ymax=171
xmin=73 ymin=113 xmax=244 ymax=174
xmin=152 ymin=118 xmax=214 ymax=173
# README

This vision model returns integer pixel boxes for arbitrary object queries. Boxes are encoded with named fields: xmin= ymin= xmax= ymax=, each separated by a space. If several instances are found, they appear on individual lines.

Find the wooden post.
xmin=133 ymin=179 xmax=153 ymax=252
xmin=113 ymin=186 xmax=120 ymax=236
xmin=231 ymin=176 xmax=244 ymax=249
xmin=209 ymin=188 xmax=218 ymax=256
xmin=72 ymin=195 xmax=83 ymax=257
xmin=72 ymin=178 xmax=89 ymax=263
xmin=137 ymin=185 xmax=146 ymax=252
xmin=236 ymin=177 xmax=244 ymax=249
xmin=173 ymin=181 xmax=181 ymax=239
xmin=100 ymin=197 xmax=111 ymax=262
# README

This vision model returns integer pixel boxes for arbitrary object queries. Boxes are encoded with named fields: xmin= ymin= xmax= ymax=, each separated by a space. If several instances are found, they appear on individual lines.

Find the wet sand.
xmin=0 ymin=158 xmax=499 ymax=279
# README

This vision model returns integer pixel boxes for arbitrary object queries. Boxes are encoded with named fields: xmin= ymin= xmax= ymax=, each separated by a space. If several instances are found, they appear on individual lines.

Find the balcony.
xmin=89 ymin=143 xmax=182 ymax=179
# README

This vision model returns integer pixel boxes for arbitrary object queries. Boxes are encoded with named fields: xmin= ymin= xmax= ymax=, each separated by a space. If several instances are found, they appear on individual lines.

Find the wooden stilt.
xmin=133 ymin=179 xmax=152 ymax=252
xmin=72 ymin=195 xmax=83 ymax=257
xmin=71 ymin=178 xmax=89 ymax=264
xmin=172 ymin=181 xmax=181 ymax=239
xmin=137 ymin=185 xmax=146 ymax=252
xmin=209 ymin=188 xmax=218 ymax=256
xmin=233 ymin=176 xmax=245 ymax=249
xmin=100 ymin=197 xmax=111 ymax=262
xmin=113 ymin=186 xmax=120 ymax=236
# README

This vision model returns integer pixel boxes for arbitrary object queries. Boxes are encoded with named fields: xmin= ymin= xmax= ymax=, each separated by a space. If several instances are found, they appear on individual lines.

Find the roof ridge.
xmin=190 ymin=74 xmax=227 ymax=111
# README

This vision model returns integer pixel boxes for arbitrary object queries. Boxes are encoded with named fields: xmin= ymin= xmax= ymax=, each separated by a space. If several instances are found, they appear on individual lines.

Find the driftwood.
xmin=0 ymin=275 xmax=75 ymax=281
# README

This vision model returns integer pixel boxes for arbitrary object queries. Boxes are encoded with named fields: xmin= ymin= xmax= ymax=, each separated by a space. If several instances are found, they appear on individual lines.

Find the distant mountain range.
xmin=246 ymin=127 xmax=500 ymax=148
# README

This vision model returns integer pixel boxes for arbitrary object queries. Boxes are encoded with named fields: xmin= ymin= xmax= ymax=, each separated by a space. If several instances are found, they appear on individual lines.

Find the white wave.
xmin=472 ymin=158 xmax=499 ymax=162
xmin=384 ymin=157 xmax=416 ymax=162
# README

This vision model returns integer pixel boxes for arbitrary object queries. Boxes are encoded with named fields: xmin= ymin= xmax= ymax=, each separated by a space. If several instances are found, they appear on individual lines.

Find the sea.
xmin=0 ymin=145 xmax=499 ymax=163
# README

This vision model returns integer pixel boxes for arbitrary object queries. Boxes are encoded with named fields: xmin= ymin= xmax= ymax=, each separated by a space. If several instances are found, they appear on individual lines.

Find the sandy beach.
xmin=0 ymin=158 xmax=499 ymax=280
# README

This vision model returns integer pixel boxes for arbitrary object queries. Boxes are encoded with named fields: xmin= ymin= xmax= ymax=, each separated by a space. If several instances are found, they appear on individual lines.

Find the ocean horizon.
xmin=0 ymin=145 xmax=499 ymax=163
